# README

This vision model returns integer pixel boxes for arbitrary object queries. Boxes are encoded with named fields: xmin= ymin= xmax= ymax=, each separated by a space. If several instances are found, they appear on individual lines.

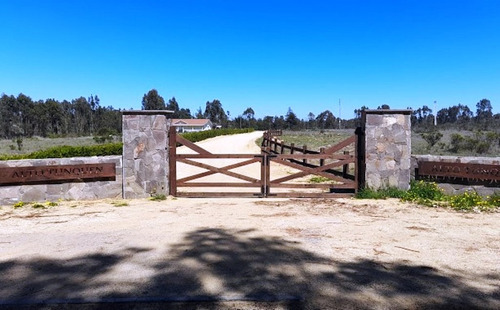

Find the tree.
xmin=141 ymin=89 xmax=165 ymax=110
xmin=73 ymin=97 xmax=92 ymax=135
xmin=377 ymin=104 xmax=391 ymax=109
xmin=285 ymin=108 xmax=300 ymax=130
xmin=195 ymin=107 xmax=204 ymax=119
xmin=307 ymin=112 xmax=316 ymax=129
xmin=316 ymin=110 xmax=336 ymax=129
xmin=476 ymin=99 xmax=493 ymax=120
xmin=204 ymin=99 xmax=227 ymax=126
xmin=354 ymin=106 xmax=369 ymax=119
xmin=16 ymin=93 xmax=35 ymax=137
xmin=166 ymin=97 xmax=180 ymax=115
xmin=46 ymin=99 xmax=64 ymax=135
xmin=475 ymin=99 xmax=493 ymax=130
xmin=243 ymin=107 xmax=255 ymax=120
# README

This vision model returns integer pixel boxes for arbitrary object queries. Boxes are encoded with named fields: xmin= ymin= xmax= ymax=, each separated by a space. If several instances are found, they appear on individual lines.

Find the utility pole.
xmin=434 ymin=100 xmax=437 ymax=126
xmin=338 ymin=98 xmax=341 ymax=129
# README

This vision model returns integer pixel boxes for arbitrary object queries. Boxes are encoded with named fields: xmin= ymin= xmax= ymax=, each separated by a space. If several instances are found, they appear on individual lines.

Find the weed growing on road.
xmin=31 ymin=203 xmax=46 ymax=209
xmin=111 ymin=201 xmax=129 ymax=207
xmin=149 ymin=194 xmax=167 ymax=201
xmin=309 ymin=176 xmax=332 ymax=183
xmin=13 ymin=201 xmax=25 ymax=209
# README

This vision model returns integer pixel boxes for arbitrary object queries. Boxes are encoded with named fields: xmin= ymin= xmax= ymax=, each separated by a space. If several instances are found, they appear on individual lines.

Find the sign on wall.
xmin=417 ymin=161 xmax=500 ymax=186
xmin=0 ymin=163 xmax=116 ymax=186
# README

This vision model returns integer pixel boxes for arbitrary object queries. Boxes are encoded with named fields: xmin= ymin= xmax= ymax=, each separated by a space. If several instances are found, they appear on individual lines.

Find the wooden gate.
xmin=261 ymin=133 xmax=358 ymax=198
xmin=169 ymin=127 xmax=358 ymax=198
xmin=168 ymin=127 xmax=266 ymax=197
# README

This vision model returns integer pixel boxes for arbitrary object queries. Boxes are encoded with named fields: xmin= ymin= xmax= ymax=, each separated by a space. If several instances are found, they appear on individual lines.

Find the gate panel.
xmin=169 ymin=127 xmax=266 ymax=197
xmin=263 ymin=135 xmax=358 ymax=198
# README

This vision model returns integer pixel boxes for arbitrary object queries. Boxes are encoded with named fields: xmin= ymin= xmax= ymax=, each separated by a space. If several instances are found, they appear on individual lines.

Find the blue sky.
xmin=1 ymin=0 xmax=499 ymax=119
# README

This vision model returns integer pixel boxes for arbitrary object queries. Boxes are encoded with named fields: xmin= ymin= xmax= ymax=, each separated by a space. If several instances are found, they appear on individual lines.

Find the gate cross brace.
xmin=177 ymin=158 xmax=261 ymax=184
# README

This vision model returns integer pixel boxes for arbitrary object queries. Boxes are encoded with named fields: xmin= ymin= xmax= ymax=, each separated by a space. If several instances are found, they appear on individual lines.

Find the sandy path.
xmin=178 ymin=131 xmax=264 ymax=155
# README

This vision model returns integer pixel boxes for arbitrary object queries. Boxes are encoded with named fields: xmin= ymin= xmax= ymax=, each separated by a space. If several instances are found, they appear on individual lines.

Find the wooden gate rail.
xmin=175 ymin=154 xmax=265 ymax=197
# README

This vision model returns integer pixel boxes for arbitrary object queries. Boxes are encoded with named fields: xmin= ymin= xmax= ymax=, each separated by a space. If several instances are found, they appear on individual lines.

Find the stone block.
xmin=22 ymin=186 xmax=47 ymax=202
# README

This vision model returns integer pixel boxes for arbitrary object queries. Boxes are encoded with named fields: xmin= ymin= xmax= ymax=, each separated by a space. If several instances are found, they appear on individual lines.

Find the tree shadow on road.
xmin=1 ymin=228 xmax=498 ymax=309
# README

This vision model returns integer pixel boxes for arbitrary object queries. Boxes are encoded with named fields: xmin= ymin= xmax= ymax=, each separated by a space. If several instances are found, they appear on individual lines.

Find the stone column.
xmin=361 ymin=110 xmax=412 ymax=190
xmin=122 ymin=110 xmax=173 ymax=198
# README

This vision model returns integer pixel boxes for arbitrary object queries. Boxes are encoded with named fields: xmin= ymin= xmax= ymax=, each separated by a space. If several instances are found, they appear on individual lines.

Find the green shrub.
xmin=357 ymin=180 xmax=499 ymax=212
xmin=401 ymin=180 xmax=445 ymax=207
xmin=355 ymin=187 xmax=406 ymax=199
xmin=448 ymin=191 xmax=485 ymax=211
xmin=486 ymin=193 xmax=500 ymax=207
xmin=448 ymin=131 xmax=494 ymax=154
xmin=421 ymin=131 xmax=443 ymax=149
xmin=181 ymin=128 xmax=254 ymax=144
xmin=0 ymin=143 xmax=123 ymax=160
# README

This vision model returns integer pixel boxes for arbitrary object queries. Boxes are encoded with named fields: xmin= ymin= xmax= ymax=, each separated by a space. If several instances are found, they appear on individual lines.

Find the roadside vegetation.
xmin=356 ymin=180 xmax=500 ymax=212
xmin=413 ymin=129 xmax=500 ymax=157
xmin=0 ymin=128 xmax=254 ymax=160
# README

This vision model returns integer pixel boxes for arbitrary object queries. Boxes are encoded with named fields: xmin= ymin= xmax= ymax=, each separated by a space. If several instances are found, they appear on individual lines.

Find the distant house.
xmin=171 ymin=119 xmax=213 ymax=133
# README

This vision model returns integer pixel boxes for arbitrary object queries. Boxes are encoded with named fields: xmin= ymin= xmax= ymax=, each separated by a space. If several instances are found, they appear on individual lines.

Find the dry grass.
xmin=279 ymin=130 xmax=354 ymax=150
xmin=0 ymin=136 xmax=115 ymax=156
xmin=412 ymin=129 xmax=500 ymax=156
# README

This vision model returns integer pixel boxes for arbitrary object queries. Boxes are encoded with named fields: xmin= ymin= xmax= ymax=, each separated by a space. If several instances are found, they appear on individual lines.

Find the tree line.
xmin=0 ymin=93 xmax=121 ymax=139
xmin=1 ymin=88 xmax=498 ymax=140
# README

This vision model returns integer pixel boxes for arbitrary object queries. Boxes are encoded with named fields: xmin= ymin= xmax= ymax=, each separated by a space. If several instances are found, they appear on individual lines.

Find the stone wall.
xmin=122 ymin=110 xmax=172 ymax=198
xmin=0 ymin=156 xmax=122 ymax=205
xmin=361 ymin=110 xmax=412 ymax=190
xmin=412 ymin=155 xmax=500 ymax=196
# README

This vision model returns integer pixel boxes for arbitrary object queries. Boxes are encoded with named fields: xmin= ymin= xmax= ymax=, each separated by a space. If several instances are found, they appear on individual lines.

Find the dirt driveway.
xmin=0 ymin=197 xmax=499 ymax=309
xmin=0 ymin=132 xmax=499 ymax=309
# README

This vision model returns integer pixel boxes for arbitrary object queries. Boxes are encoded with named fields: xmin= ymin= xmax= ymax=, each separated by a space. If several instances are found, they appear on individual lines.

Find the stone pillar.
xmin=361 ymin=110 xmax=412 ymax=190
xmin=122 ymin=110 xmax=173 ymax=198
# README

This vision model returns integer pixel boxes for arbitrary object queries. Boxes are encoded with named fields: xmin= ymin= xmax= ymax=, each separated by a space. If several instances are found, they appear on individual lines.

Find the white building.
xmin=171 ymin=119 xmax=213 ymax=133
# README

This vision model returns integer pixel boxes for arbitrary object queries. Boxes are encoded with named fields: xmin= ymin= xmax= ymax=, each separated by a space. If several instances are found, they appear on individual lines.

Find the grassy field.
xmin=0 ymin=136 xmax=120 ymax=156
xmin=412 ymin=129 xmax=500 ymax=157
xmin=2 ymin=129 xmax=498 ymax=158
xmin=263 ymin=129 xmax=499 ymax=157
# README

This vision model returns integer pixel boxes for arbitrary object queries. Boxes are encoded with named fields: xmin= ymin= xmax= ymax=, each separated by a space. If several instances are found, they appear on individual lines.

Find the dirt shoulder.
xmin=0 ymin=197 xmax=499 ymax=309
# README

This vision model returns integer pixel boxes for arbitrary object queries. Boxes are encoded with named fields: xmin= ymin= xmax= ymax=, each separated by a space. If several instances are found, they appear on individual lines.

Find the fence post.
xmin=302 ymin=145 xmax=308 ymax=164
xmin=319 ymin=147 xmax=325 ymax=166
xmin=343 ymin=151 xmax=349 ymax=178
